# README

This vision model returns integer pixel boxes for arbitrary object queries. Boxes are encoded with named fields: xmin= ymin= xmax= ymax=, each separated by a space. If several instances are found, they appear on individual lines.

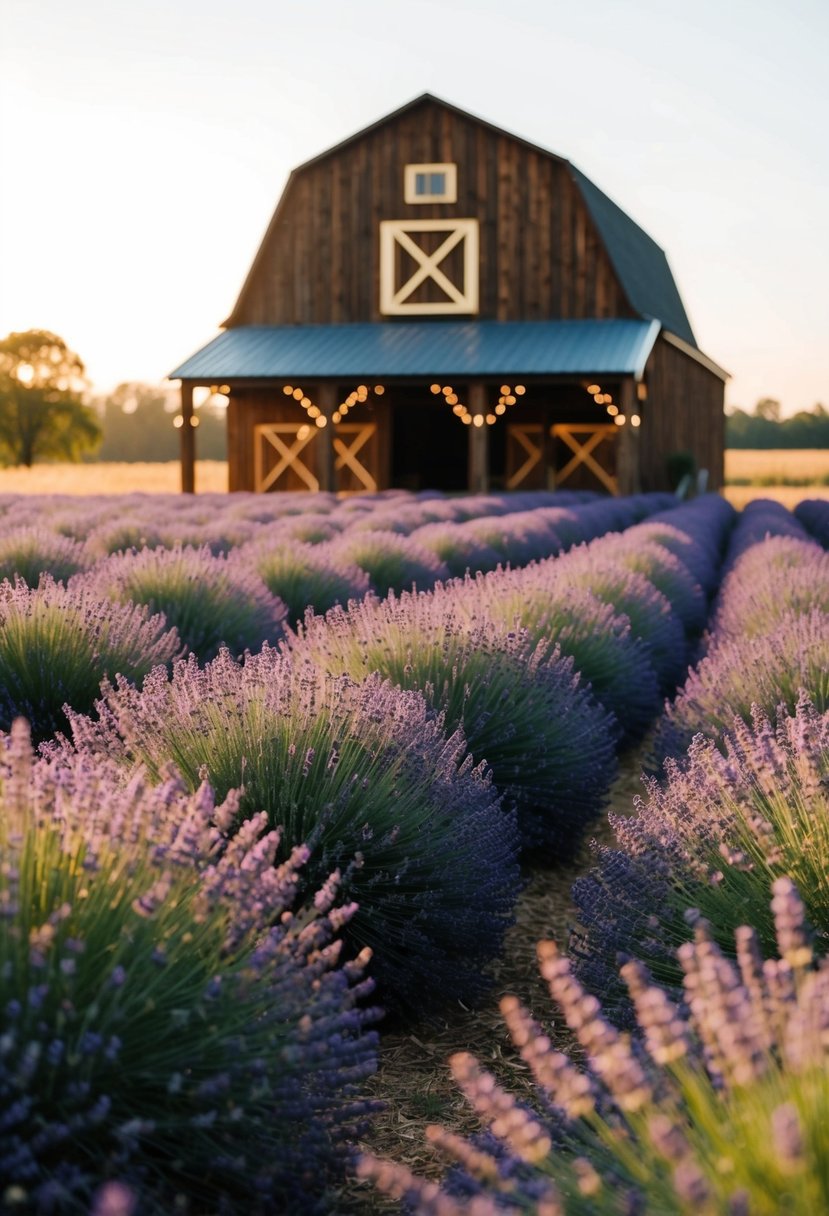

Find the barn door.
xmin=506 ymin=423 xmax=618 ymax=493
xmin=552 ymin=424 xmax=618 ymax=494
xmin=253 ymin=422 xmax=320 ymax=492
xmin=334 ymin=422 xmax=378 ymax=493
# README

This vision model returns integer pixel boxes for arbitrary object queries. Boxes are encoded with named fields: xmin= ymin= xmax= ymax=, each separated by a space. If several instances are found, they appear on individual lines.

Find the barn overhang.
xmin=169 ymin=318 xmax=661 ymax=384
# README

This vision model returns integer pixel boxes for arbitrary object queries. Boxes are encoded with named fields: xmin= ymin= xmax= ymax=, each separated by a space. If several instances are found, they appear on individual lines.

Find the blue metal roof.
xmin=571 ymin=168 xmax=697 ymax=347
xmin=170 ymin=319 xmax=661 ymax=382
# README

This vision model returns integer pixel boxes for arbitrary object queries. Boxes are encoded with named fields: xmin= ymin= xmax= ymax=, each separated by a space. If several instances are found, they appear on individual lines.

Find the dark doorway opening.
xmin=390 ymin=388 xmax=469 ymax=491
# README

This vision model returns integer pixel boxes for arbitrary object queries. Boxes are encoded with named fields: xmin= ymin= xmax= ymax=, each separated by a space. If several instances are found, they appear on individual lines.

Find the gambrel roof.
xmin=226 ymin=93 xmax=696 ymax=346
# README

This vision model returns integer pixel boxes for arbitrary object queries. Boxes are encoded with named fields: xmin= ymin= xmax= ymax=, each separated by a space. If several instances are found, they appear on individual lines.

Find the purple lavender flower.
xmin=0 ymin=575 xmax=180 ymax=743
xmin=76 ymin=543 xmax=287 ymax=661
xmin=288 ymin=586 xmax=618 ymax=859
xmin=65 ymin=647 xmax=522 ymax=1017
xmin=0 ymin=720 xmax=380 ymax=1214
xmin=359 ymin=882 xmax=829 ymax=1215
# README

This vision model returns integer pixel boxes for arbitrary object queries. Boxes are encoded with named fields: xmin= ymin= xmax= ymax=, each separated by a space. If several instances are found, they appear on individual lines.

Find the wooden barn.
xmin=170 ymin=94 xmax=727 ymax=495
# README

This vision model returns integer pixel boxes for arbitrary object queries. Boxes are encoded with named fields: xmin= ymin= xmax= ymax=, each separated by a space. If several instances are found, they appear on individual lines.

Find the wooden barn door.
xmin=506 ymin=423 xmax=618 ymax=493
xmin=253 ymin=422 xmax=320 ymax=492
xmin=333 ymin=422 xmax=379 ymax=493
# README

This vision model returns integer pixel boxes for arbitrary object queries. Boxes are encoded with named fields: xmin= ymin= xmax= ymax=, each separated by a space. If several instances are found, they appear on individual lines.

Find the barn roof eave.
xmin=168 ymin=318 xmax=662 ymax=383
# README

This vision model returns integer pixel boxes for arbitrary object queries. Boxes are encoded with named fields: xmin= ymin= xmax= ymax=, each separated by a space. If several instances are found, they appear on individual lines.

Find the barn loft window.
xmin=404 ymin=163 xmax=457 ymax=204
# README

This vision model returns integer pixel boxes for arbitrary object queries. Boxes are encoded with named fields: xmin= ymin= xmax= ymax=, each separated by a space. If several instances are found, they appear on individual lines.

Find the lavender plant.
xmin=324 ymin=529 xmax=450 ymax=596
xmin=410 ymin=521 xmax=504 ymax=578
xmin=573 ymin=695 xmax=829 ymax=1006
xmin=653 ymin=608 xmax=829 ymax=762
xmin=0 ymin=721 xmax=380 ymax=1214
xmin=712 ymin=536 xmax=829 ymax=641
xmin=0 ymin=576 xmax=180 ymax=743
xmin=546 ymin=548 xmax=689 ymax=693
xmin=794 ymin=497 xmax=829 ymax=547
xmin=605 ymin=538 xmax=708 ymax=635
xmin=0 ymin=526 xmax=91 ymax=587
xmin=65 ymin=649 xmax=521 ymax=1018
xmin=359 ymin=880 xmax=829 ymax=1215
xmin=234 ymin=538 xmax=370 ymax=627
xmin=456 ymin=569 xmax=661 ymax=747
xmin=77 ymin=544 xmax=287 ymax=661
xmin=288 ymin=590 xmax=618 ymax=857
xmin=721 ymin=498 xmax=811 ymax=568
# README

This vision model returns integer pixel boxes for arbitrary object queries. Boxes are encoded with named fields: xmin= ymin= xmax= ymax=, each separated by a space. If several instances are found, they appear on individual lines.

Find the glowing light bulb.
xmin=631 ymin=414 xmax=641 ymax=427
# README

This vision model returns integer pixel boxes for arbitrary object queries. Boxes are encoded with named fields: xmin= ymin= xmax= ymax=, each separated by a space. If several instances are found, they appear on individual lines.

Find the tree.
xmin=753 ymin=396 xmax=782 ymax=423
xmin=0 ymin=330 xmax=101 ymax=467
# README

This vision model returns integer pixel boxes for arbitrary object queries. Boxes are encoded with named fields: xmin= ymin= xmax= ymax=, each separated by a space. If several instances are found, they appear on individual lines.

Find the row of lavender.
xmin=0 ymin=489 xmax=675 ymax=743
xmin=0 ymin=489 xmax=730 ymax=1214
xmin=362 ymin=497 xmax=829 ymax=1214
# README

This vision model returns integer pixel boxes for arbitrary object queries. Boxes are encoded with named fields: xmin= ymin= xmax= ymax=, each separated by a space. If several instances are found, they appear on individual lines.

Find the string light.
xmin=173 ymin=415 xmax=184 ymax=428
xmin=631 ymin=414 xmax=641 ymax=427
xmin=607 ymin=404 xmax=619 ymax=416
xmin=587 ymin=383 xmax=601 ymax=395
xmin=515 ymin=385 xmax=526 ymax=395
xmin=283 ymin=385 xmax=294 ymax=395
xmin=614 ymin=414 xmax=626 ymax=426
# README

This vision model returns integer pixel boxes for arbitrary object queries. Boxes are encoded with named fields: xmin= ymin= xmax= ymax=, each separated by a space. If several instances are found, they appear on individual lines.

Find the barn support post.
xmin=467 ymin=382 xmax=489 ymax=492
xmin=616 ymin=378 xmax=641 ymax=495
xmin=542 ymin=401 xmax=556 ymax=489
xmin=316 ymin=382 xmax=337 ymax=493
xmin=180 ymin=381 xmax=195 ymax=494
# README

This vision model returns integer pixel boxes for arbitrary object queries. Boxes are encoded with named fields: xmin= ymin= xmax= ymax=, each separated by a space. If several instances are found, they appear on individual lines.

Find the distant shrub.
xmin=289 ymin=590 xmax=618 ymax=857
xmin=0 ymin=525 xmax=90 ymax=586
xmin=360 ymin=880 xmax=829 ymax=1216
xmin=325 ymin=529 xmax=450 ymax=597
xmin=0 ymin=576 xmax=180 ymax=743
xmin=78 ymin=544 xmax=287 ymax=661
xmin=574 ymin=695 xmax=829 ymax=1008
xmin=66 ymin=650 xmax=521 ymax=1019
xmin=236 ymin=538 xmax=370 ymax=627
xmin=0 ymin=721 xmax=380 ymax=1215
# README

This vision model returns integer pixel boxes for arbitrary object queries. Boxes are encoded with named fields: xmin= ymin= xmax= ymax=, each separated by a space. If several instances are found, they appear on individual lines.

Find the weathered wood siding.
xmin=229 ymin=99 xmax=632 ymax=326
xmin=641 ymin=338 xmax=725 ymax=491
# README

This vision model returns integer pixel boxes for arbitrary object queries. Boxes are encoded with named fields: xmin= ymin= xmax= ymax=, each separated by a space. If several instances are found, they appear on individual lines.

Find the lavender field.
xmin=1 ymin=487 xmax=828 ymax=1215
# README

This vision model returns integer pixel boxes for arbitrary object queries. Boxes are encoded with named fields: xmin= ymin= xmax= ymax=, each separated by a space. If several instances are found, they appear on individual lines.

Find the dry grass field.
xmin=723 ymin=449 xmax=829 ymax=509
xmin=0 ymin=460 xmax=228 ymax=496
xmin=0 ymin=455 xmax=827 ymax=511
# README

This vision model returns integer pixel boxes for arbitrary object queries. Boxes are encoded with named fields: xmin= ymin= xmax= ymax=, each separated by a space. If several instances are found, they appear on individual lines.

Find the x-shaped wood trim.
xmin=254 ymin=423 xmax=319 ymax=493
xmin=333 ymin=423 xmax=378 ymax=493
xmin=380 ymin=219 xmax=479 ymax=315
xmin=554 ymin=425 xmax=618 ymax=495
xmin=392 ymin=227 xmax=467 ymax=306
xmin=506 ymin=425 xmax=543 ymax=490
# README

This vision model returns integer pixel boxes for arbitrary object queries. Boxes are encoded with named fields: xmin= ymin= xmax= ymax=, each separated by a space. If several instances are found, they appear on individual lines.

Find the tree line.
xmin=726 ymin=398 xmax=829 ymax=449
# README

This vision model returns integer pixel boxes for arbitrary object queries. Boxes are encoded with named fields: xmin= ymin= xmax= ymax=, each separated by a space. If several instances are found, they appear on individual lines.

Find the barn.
xmin=170 ymin=93 xmax=727 ymax=495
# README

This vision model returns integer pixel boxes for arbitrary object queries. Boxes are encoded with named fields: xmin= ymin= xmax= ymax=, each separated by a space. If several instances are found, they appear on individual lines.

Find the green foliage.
xmin=726 ymin=401 xmax=829 ymax=449
xmin=0 ymin=330 xmax=101 ymax=467
xmin=95 ymin=383 xmax=227 ymax=462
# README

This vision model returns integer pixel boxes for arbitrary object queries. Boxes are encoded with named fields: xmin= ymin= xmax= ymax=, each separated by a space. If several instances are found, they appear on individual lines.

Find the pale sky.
xmin=2 ymin=0 xmax=827 ymax=416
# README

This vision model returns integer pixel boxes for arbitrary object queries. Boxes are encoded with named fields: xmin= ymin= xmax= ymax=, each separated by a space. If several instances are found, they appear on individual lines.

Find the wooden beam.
xmin=316 ymin=382 xmax=337 ymax=493
xmin=180 ymin=381 xmax=195 ymax=494
xmin=467 ymin=382 xmax=489 ymax=492
xmin=616 ymin=378 xmax=641 ymax=495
